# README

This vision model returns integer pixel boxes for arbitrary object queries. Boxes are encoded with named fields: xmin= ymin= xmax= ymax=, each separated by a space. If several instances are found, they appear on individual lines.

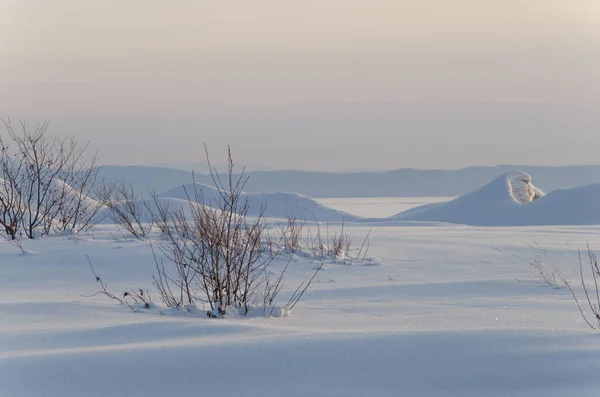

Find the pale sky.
xmin=1 ymin=0 xmax=599 ymax=171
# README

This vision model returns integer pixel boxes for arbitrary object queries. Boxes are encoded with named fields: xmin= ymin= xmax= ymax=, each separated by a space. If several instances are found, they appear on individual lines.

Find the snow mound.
xmin=158 ymin=183 xmax=359 ymax=222
xmin=387 ymin=171 xmax=571 ymax=226
xmin=519 ymin=183 xmax=600 ymax=226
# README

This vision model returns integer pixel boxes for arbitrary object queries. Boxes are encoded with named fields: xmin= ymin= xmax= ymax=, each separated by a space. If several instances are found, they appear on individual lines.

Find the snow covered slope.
xmin=520 ymin=183 xmax=600 ymax=226
xmin=158 ymin=183 xmax=360 ymax=222
xmin=388 ymin=171 xmax=600 ymax=226
xmin=388 ymin=172 xmax=542 ymax=225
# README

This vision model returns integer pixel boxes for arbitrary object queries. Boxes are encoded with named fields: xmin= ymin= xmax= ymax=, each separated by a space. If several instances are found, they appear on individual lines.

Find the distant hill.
xmin=97 ymin=165 xmax=600 ymax=198
xmin=97 ymin=166 xmax=195 ymax=194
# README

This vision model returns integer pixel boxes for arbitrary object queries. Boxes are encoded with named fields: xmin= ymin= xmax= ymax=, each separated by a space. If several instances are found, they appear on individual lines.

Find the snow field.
xmin=2 ymin=222 xmax=600 ymax=396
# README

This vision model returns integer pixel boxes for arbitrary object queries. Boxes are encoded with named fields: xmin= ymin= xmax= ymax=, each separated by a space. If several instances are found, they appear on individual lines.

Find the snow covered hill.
xmin=519 ymin=183 xmax=600 ymax=226
xmin=388 ymin=171 xmax=600 ymax=226
xmin=158 ymin=183 xmax=360 ymax=222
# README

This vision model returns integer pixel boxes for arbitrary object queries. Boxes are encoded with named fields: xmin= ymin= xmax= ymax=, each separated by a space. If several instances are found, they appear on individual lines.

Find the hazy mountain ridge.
xmin=97 ymin=164 xmax=600 ymax=198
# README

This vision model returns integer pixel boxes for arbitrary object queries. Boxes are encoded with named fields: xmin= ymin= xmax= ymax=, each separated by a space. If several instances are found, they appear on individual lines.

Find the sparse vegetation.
xmin=0 ymin=118 xmax=105 ymax=239
xmin=143 ymin=147 xmax=322 ymax=317
xmin=0 ymin=119 xmax=362 ymax=319
xmin=267 ymin=215 xmax=373 ymax=264
xmin=527 ymin=241 xmax=565 ymax=289
xmin=564 ymin=245 xmax=600 ymax=330
xmin=101 ymin=181 xmax=153 ymax=238
xmin=526 ymin=241 xmax=600 ymax=331
xmin=84 ymin=256 xmax=151 ymax=313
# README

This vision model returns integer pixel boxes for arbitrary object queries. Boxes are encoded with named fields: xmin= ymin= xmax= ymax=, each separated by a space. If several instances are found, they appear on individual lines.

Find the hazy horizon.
xmin=2 ymin=1 xmax=599 ymax=171
xmin=129 ymin=161 xmax=600 ymax=174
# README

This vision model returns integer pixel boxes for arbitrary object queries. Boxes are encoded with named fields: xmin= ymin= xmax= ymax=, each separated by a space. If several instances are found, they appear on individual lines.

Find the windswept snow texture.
xmin=2 ymin=224 xmax=600 ymax=396
xmin=388 ymin=171 xmax=600 ymax=226
xmin=158 ymin=183 xmax=360 ymax=222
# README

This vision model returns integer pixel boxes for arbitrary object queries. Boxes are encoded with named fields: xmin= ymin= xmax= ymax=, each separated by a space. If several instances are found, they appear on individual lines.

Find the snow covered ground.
xmin=2 ymin=205 xmax=600 ymax=396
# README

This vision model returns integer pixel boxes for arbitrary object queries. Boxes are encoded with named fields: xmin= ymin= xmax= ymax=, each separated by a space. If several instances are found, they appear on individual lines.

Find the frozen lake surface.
xmin=318 ymin=196 xmax=454 ymax=218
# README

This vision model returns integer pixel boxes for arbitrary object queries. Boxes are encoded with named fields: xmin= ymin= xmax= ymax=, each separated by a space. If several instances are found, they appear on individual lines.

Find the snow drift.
xmin=388 ymin=172 xmax=544 ymax=225
xmin=387 ymin=171 xmax=600 ymax=226
xmin=389 ymin=171 xmax=600 ymax=226
xmin=517 ymin=183 xmax=600 ymax=226
xmin=158 ymin=183 xmax=359 ymax=222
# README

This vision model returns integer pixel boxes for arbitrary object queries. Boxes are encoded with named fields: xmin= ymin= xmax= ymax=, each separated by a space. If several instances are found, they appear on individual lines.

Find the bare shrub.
xmin=155 ymin=146 xmax=321 ymax=317
xmin=84 ymin=256 xmax=151 ymax=313
xmin=330 ymin=221 xmax=352 ymax=260
xmin=354 ymin=226 xmax=373 ymax=262
xmin=527 ymin=241 xmax=564 ymax=289
xmin=0 ymin=134 xmax=27 ymax=239
xmin=565 ymin=245 xmax=600 ymax=330
xmin=102 ymin=182 xmax=153 ymax=238
xmin=0 ymin=119 xmax=104 ymax=238
xmin=281 ymin=215 xmax=304 ymax=254
xmin=525 ymin=242 xmax=600 ymax=330
xmin=148 ymin=191 xmax=173 ymax=236
xmin=122 ymin=288 xmax=153 ymax=310
xmin=283 ymin=262 xmax=324 ymax=312
xmin=268 ymin=217 xmax=372 ymax=264
xmin=54 ymin=159 xmax=106 ymax=234
xmin=158 ymin=147 xmax=272 ymax=316
xmin=151 ymin=242 xmax=196 ymax=310
xmin=307 ymin=221 xmax=327 ymax=260
xmin=4 ymin=120 xmax=77 ymax=237
xmin=3 ymin=233 xmax=27 ymax=254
